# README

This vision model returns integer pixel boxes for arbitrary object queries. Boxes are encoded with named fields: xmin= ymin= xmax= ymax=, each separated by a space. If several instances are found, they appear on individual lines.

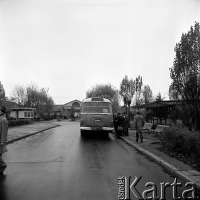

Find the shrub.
xmin=7 ymin=116 xmax=16 ymax=121
xmin=161 ymin=125 xmax=200 ymax=169
xmin=8 ymin=119 xmax=31 ymax=127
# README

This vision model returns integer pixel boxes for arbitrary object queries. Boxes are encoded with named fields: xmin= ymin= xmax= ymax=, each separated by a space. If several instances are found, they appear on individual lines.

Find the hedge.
xmin=161 ymin=125 xmax=200 ymax=169
xmin=8 ymin=119 xmax=31 ymax=127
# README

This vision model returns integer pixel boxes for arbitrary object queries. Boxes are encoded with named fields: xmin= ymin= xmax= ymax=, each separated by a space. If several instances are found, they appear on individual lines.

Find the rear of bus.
xmin=80 ymin=97 xmax=114 ymax=135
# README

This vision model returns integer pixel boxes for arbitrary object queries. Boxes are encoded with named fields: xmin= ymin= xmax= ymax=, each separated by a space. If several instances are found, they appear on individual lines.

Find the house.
xmin=9 ymin=107 xmax=36 ymax=120
xmin=61 ymin=100 xmax=82 ymax=118
xmin=1 ymin=99 xmax=83 ymax=120
xmin=49 ymin=105 xmax=63 ymax=118
xmin=47 ymin=99 xmax=82 ymax=119
xmin=0 ymin=100 xmax=36 ymax=120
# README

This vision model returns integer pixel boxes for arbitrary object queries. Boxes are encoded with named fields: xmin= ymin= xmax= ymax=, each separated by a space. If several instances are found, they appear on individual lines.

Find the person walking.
xmin=134 ymin=110 xmax=145 ymax=142
xmin=0 ymin=106 xmax=8 ymax=175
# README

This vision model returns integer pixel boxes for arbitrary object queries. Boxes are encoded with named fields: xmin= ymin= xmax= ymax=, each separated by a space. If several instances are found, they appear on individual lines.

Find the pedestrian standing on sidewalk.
xmin=116 ymin=113 xmax=123 ymax=136
xmin=134 ymin=110 xmax=145 ymax=142
xmin=113 ymin=114 xmax=118 ymax=134
xmin=123 ymin=113 xmax=129 ymax=136
xmin=0 ymin=106 xmax=8 ymax=175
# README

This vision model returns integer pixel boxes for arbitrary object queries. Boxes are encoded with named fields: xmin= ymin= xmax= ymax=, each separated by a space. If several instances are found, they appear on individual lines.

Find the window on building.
xmin=24 ymin=112 xmax=27 ymax=117
xmin=56 ymin=112 xmax=61 ymax=116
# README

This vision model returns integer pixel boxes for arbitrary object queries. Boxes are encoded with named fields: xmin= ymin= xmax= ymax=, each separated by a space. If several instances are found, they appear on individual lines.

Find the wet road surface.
xmin=0 ymin=121 xmax=187 ymax=200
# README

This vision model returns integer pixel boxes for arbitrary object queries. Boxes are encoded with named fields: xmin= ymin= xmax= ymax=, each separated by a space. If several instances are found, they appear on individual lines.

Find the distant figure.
xmin=113 ymin=114 xmax=118 ymax=134
xmin=123 ymin=113 xmax=129 ymax=136
xmin=0 ymin=106 xmax=8 ymax=175
xmin=134 ymin=110 xmax=145 ymax=142
xmin=116 ymin=113 xmax=124 ymax=136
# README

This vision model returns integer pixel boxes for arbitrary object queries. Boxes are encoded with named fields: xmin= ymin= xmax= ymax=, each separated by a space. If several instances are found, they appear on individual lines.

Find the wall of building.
xmin=62 ymin=100 xmax=82 ymax=118
xmin=10 ymin=111 xmax=17 ymax=119
xmin=10 ymin=110 xmax=34 ymax=119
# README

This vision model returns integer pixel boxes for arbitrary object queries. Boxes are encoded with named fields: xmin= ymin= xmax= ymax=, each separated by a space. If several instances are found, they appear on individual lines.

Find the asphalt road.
xmin=0 ymin=121 xmax=188 ymax=200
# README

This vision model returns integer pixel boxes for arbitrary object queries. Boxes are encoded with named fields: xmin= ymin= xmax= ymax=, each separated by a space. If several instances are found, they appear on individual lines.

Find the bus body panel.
xmin=80 ymin=97 xmax=114 ymax=133
xmin=80 ymin=113 xmax=113 ymax=132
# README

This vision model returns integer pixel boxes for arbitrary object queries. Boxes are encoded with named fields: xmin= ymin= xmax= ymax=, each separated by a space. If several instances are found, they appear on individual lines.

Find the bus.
xmin=80 ymin=97 xmax=114 ymax=135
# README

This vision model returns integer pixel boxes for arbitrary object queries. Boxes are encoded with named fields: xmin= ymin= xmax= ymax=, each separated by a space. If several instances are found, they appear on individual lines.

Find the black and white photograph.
xmin=0 ymin=0 xmax=200 ymax=199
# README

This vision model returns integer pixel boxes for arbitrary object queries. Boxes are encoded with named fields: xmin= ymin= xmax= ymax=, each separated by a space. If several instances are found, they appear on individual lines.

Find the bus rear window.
xmin=82 ymin=102 xmax=97 ymax=113
xmin=98 ymin=102 xmax=112 ymax=113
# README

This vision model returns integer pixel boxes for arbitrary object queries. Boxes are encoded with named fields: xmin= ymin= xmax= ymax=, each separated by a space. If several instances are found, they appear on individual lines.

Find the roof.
xmin=11 ymin=107 xmax=36 ymax=111
xmin=132 ymin=100 xmax=181 ymax=109
xmin=63 ymin=99 xmax=82 ymax=105
xmin=0 ymin=100 xmax=19 ymax=109
xmin=83 ymin=97 xmax=111 ymax=103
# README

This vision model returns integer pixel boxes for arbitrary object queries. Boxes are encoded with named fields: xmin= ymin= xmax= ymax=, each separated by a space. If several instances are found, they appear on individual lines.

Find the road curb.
xmin=113 ymin=133 xmax=200 ymax=193
xmin=7 ymin=125 xmax=60 ymax=144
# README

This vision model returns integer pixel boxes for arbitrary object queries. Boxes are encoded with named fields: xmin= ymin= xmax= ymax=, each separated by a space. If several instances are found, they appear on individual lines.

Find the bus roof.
xmin=83 ymin=97 xmax=112 ymax=103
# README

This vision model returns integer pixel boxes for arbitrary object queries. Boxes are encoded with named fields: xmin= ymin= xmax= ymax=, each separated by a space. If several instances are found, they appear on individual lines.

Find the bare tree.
xmin=141 ymin=85 xmax=154 ymax=104
xmin=10 ymin=85 xmax=27 ymax=107
xmin=135 ymin=75 xmax=143 ymax=105
xmin=10 ymin=82 xmax=54 ymax=117
xmin=25 ymin=83 xmax=54 ymax=116
xmin=119 ymin=75 xmax=135 ymax=106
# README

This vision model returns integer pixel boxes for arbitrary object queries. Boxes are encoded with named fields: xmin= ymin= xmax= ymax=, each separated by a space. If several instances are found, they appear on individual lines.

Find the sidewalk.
xmin=7 ymin=121 xmax=60 ymax=144
xmin=114 ymin=129 xmax=200 ymax=193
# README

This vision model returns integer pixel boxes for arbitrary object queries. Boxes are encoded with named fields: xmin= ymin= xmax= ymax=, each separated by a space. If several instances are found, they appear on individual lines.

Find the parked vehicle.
xmin=80 ymin=97 xmax=114 ymax=136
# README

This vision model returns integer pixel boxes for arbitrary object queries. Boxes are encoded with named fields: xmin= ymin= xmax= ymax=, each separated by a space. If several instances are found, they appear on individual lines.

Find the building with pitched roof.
xmin=43 ymin=99 xmax=82 ymax=119
xmin=61 ymin=99 xmax=82 ymax=118
xmin=0 ymin=100 xmax=36 ymax=120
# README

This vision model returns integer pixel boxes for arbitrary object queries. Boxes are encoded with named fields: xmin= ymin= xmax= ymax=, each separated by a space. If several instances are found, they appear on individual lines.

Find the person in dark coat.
xmin=123 ymin=113 xmax=129 ymax=136
xmin=116 ymin=113 xmax=124 ymax=136
xmin=113 ymin=114 xmax=118 ymax=134
xmin=0 ymin=106 xmax=8 ymax=175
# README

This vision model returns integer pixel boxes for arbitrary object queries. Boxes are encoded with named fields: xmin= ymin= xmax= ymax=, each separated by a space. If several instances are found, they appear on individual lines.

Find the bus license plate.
xmin=92 ymin=127 xmax=102 ymax=131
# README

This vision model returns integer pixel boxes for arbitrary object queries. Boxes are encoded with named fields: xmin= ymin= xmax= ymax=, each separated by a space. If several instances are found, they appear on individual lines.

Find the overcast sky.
xmin=0 ymin=0 xmax=200 ymax=105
